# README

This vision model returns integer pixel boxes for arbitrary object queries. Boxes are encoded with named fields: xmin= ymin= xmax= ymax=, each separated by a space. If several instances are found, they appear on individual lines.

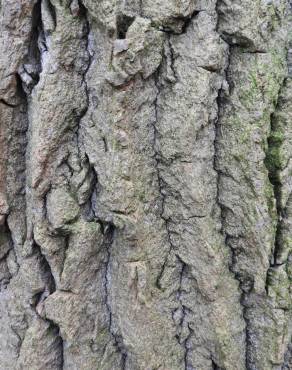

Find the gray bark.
xmin=0 ymin=1 xmax=291 ymax=369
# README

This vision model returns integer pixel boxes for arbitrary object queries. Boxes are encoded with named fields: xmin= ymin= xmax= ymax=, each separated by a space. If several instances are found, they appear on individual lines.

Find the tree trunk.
xmin=0 ymin=1 xmax=291 ymax=369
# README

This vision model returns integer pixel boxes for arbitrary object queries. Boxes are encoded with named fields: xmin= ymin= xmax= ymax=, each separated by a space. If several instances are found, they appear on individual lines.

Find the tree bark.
xmin=0 ymin=1 xmax=291 ymax=369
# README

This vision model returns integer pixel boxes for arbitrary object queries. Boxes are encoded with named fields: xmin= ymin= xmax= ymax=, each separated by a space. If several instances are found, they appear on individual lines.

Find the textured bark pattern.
xmin=0 ymin=1 xmax=291 ymax=369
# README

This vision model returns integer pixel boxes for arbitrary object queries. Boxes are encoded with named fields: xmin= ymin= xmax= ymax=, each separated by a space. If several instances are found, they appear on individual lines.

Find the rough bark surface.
xmin=0 ymin=1 xmax=291 ymax=369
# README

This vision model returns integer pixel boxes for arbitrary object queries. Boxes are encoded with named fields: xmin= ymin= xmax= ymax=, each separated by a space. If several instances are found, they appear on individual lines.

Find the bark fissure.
xmin=264 ymin=78 xmax=288 ymax=270
xmin=159 ymin=10 xmax=201 ymax=34
xmin=89 ymin=164 xmax=128 ymax=367
xmin=152 ymin=71 xmax=176 ymax=290
xmin=212 ymin=39 xmax=251 ymax=368
xmin=32 ymin=240 xmax=64 ymax=369
xmin=214 ymin=2 xmax=292 ymax=368
xmin=0 ymin=220 xmax=16 ymax=290
xmin=264 ymin=68 xmax=292 ymax=367
xmin=19 ymin=0 xmax=43 ymax=94
xmin=173 ymin=261 xmax=193 ymax=370
xmin=103 ymin=223 xmax=128 ymax=369
xmin=152 ymin=47 xmax=194 ymax=367
xmin=0 ymin=99 xmax=21 ymax=108
xmin=74 ymin=1 xmax=93 ymax=161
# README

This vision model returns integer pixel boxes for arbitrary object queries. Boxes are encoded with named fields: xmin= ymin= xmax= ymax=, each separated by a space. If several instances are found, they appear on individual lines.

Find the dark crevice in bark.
xmin=87 ymin=165 xmax=128 ymax=370
xmin=0 ymin=98 xmax=20 ymax=108
xmin=242 ymin=303 xmax=253 ymax=370
xmin=0 ymin=73 xmax=27 ymax=107
xmin=167 ymin=35 xmax=178 ymax=82
xmin=264 ymin=78 xmax=287 ymax=271
xmin=212 ymin=33 xmax=251 ymax=369
xmin=82 ymin=9 xmax=94 ymax=105
xmin=152 ymin=70 xmax=176 ymax=290
xmin=212 ymin=4 xmax=287 ymax=367
xmin=0 ymin=261 xmax=12 ymax=291
xmin=180 ymin=10 xmax=200 ymax=33
xmin=162 ymin=11 xmax=201 ymax=33
xmin=213 ymin=50 xmax=235 ymax=277
xmin=31 ymin=0 xmax=43 ymax=57
xmin=282 ymin=343 xmax=292 ymax=370
xmin=102 ymin=137 xmax=108 ymax=152
xmin=58 ymin=1 xmax=132 ymax=362
xmin=215 ymin=109 xmax=251 ymax=370
xmin=88 ymin=164 xmax=128 ymax=368
xmin=85 ymin=160 xmax=98 ymax=221
xmin=42 ymin=185 xmax=52 ymax=222
xmin=32 ymin=241 xmax=56 ymax=296
xmin=74 ymin=1 xmax=94 ymax=162
xmin=0 ymin=220 xmax=18 ymax=289
xmin=215 ymin=102 xmax=255 ymax=370
xmin=19 ymin=0 xmax=43 ymax=93
xmin=47 ymin=319 xmax=64 ymax=370
xmin=31 ymin=240 xmax=64 ymax=369
xmin=152 ymin=57 xmax=193 ymax=367
xmin=214 ymin=12 xmax=291 ymax=367
xmin=60 ymin=235 xmax=70 ymax=278
xmin=219 ymin=35 xmax=267 ymax=52
xmin=198 ymin=65 xmax=220 ymax=73
xmin=160 ymin=10 xmax=200 ymax=35
xmin=0 ymin=21 xmax=30 ymax=289
xmin=211 ymin=360 xmax=225 ymax=370
xmin=172 ymin=261 xmax=194 ymax=370
xmin=264 ymin=71 xmax=292 ymax=368
xmin=116 ymin=14 xmax=135 ymax=39
xmin=102 ymin=223 xmax=128 ymax=369
xmin=76 ymin=0 xmax=87 ymax=17
xmin=184 ymin=324 xmax=193 ymax=370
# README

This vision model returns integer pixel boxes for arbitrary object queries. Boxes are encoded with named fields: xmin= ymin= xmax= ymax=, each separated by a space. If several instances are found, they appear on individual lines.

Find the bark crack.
xmin=19 ymin=0 xmax=43 ymax=94
xmin=74 ymin=0 xmax=94 ymax=161
xmin=31 ymin=240 xmax=64 ymax=369
xmin=264 ymin=77 xmax=288 ymax=270
xmin=152 ymin=71 xmax=176 ymax=290
xmin=103 ymin=223 xmax=128 ymax=369
xmin=0 ymin=221 xmax=16 ymax=290
xmin=172 ymin=261 xmax=194 ymax=370
xmin=264 ymin=73 xmax=292 ymax=367
xmin=214 ymin=4 xmax=291 ymax=368
xmin=213 ymin=10 xmax=250 ymax=367
xmin=151 ymin=54 xmax=194 ymax=368
xmin=89 ymin=166 xmax=128 ymax=368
